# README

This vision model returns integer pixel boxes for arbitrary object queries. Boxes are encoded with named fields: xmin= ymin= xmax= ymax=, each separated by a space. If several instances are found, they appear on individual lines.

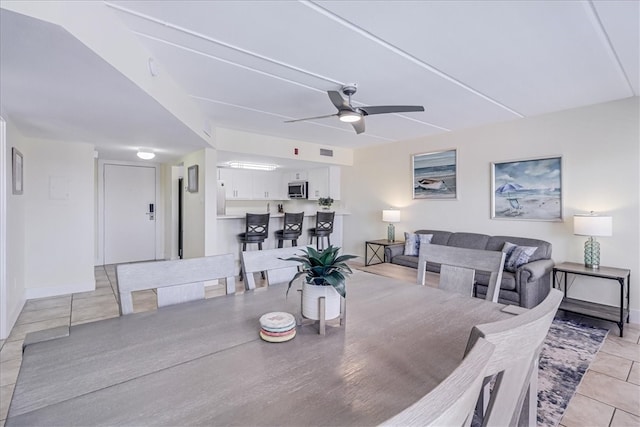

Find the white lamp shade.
xmin=574 ymin=215 xmax=612 ymax=237
xmin=382 ymin=209 xmax=401 ymax=223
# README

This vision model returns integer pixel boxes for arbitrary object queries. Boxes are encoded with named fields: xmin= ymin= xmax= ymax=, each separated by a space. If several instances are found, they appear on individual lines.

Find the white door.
xmin=103 ymin=164 xmax=156 ymax=265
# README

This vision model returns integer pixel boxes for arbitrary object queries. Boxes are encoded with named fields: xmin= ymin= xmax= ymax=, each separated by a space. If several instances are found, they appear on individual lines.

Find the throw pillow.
xmin=502 ymin=241 xmax=537 ymax=273
xmin=404 ymin=233 xmax=433 ymax=256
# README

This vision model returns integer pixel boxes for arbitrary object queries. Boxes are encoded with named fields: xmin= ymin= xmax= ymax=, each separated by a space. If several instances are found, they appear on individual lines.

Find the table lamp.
xmin=382 ymin=209 xmax=401 ymax=242
xmin=573 ymin=212 xmax=612 ymax=269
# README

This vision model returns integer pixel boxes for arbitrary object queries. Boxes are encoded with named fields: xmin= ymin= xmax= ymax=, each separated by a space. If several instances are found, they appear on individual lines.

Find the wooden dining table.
xmin=7 ymin=270 xmax=510 ymax=426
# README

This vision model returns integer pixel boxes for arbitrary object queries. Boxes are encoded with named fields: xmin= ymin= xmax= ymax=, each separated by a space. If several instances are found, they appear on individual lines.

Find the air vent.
xmin=320 ymin=148 xmax=334 ymax=157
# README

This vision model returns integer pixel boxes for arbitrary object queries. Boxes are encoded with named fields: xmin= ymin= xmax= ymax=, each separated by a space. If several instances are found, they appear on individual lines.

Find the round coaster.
xmin=260 ymin=327 xmax=296 ymax=337
xmin=260 ymin=329 xmax=296 ymax=343
xmin=259 ymin=312 xmax=296 ymax=331
xmin=261 ymin=321 xmax=296 ymax=333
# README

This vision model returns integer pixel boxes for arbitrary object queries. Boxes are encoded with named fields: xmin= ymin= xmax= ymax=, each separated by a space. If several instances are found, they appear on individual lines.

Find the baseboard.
xmin=629 ymin=308 xmax=640 ymax=325
xmin=24 ymin=280 xmax=96 ymax=300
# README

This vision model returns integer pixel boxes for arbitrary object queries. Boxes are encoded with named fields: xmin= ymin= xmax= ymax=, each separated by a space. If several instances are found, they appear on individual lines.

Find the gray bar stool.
xmin=275 ymin=212 xmax=304 ymax=248
xmin=309 ymin=211 xmax=335 ymax=250
xmin=238 ymin=213 xmax=270 ymax=281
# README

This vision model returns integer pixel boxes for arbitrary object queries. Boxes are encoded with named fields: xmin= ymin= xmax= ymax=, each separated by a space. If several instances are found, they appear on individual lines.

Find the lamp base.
xmin=584 ymin=237 xmax=600 ymax=269
xmin=387 ymin=224 xmax=395 ymax=242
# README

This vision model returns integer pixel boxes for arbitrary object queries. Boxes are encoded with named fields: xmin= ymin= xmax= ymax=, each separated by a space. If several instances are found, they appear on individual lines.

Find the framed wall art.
xmin=12 ymin=147 xmax=23 ymax=195
xmin=187 ymin=165 xmax=199 ymax=193
xmin=412 ymin=149 xmax=457 ymax=200
xmin=491 ymin=156 xmax=562 ymax=221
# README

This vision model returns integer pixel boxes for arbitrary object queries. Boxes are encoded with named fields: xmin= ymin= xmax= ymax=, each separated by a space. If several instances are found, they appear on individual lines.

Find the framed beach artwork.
xmin=412 ymin=149 xmax=457 ymax=200
xmin=12 ymin=147 xmax=23 ymax=195
xmin=187 ymin=165 xmax=199 ymax=193
xmin=491 ymin=156 xmax=562 ymax=221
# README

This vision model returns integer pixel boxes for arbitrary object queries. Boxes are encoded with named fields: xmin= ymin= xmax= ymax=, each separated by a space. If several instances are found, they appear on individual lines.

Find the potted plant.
xmin=318 ymin=197 xmax=334 ymax=210
xmin=285 ymin=246 xmax=356 ymax=320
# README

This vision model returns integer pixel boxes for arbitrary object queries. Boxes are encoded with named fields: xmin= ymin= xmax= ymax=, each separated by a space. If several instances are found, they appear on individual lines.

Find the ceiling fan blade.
xmin=284 ymin=113 xmax=338 ymax=123
xmin=351 ymin=118 xmax=365 ymax=134
xmin=328 ymin=91 xmax=349 ymax=110
xmin=359 ymin=105 xmax=425 ymax=116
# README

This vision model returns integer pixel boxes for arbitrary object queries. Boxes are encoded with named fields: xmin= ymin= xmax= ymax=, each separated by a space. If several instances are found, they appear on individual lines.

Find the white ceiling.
xmin=1 ymin=1 xmax=638 ymax=164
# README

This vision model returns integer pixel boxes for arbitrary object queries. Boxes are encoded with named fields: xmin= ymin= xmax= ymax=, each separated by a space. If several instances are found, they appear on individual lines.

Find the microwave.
xmin=288 ymin=181 xmax=308 ymax=199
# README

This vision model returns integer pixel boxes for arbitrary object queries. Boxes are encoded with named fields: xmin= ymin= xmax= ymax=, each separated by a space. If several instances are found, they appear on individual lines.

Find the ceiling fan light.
xmin=338 ymin=110 xmax=361 ymax=123
xmin=137 ymin=151 xmax=156 ymax=160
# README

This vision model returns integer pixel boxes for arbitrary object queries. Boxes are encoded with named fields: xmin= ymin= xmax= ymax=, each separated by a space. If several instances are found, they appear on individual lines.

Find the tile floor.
xmin=0 ymin=263 xmax=638 ymax=426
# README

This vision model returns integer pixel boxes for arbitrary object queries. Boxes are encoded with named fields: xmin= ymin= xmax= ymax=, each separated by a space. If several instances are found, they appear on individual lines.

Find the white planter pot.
xmin=302 ymin=282 xmax=341 ymax=320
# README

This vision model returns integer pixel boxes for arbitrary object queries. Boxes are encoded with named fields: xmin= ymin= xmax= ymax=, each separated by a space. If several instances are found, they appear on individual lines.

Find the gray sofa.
xmin=384 ymin=230 xmax=554 ymax=308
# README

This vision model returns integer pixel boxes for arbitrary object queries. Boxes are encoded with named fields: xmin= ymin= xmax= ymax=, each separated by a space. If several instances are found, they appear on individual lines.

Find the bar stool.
xmin=238 ymin=213 xmax=270 ymax=281
xmin=275 ymin=212 xmax=304 ymax=248
xmin=309 ymin=211 xmax=335 ymax=250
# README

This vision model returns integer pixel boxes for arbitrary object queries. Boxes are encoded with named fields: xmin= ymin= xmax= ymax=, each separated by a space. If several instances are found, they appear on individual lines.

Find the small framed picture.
xmin=412 ymin=149 xmax=457 ymax=200
xmin=187 ymin=165 xmax=199 ymax=193
xmin=491 ymin=156 xmax=562 ymax=221
xmin=12 ymin=147 xmax=23 ymax=195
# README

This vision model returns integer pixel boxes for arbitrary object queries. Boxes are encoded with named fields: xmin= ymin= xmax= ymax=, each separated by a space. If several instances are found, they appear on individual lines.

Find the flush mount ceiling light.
xmin=137 ymin=151 xmax=156 ymax=160
xmin=227 ymin=161 xmax=278 ymax=171
xmin=338 ymin=110 xmax=362 ymax=123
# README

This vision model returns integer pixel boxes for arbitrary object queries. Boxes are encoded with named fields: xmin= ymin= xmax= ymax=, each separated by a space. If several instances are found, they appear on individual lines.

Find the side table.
xmin=365 ymin=240 xmax=404 ymax=266
xmin=553 ymin=262 xmax=630 ymax=337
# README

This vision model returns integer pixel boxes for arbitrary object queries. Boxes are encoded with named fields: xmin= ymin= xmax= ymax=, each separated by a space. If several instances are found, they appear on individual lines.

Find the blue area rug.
xmin=537 ymin=318 xmax=609 ymax=427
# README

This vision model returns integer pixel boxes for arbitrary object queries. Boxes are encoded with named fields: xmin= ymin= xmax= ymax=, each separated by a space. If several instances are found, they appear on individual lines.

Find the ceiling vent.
xmin=320 ymin=148 xmax=334 ymax=157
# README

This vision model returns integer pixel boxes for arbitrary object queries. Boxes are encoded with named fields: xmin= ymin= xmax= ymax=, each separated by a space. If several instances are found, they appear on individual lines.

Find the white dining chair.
xmin=380 ymin=337 xmax=495 ymax=427
xmin=418 ymin=244 xmax=506 ymax=302
xmin=464 ymin=288 xmax=563 ymax=427
xmin=116 ymin=254 xmax=236 ymax=315
xmin=241 ymin=246 xmax=304 ymax=291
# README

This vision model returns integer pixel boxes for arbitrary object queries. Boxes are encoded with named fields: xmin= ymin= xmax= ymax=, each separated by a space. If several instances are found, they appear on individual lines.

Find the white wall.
xmin=343 ymin=97 xmax=640 ymax=318
xmin=1 ymin=117 xmax=27 ymax=339
xmin=215 ymin=128 xmax=354 ymax=166
xmin=23 ymin=138 xmax=95 ymax=298
xmin=180 ymin=148 xmax=218 ymax=258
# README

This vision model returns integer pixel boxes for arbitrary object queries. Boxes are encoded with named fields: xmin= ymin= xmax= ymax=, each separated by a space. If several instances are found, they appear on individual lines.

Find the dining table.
xmin=6 ymin=270 xmax=511 ymax=426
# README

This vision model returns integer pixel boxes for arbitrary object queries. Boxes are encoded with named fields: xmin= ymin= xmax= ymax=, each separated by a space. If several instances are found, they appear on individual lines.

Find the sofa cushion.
xmin=404 ymin=233 xmax=433 ymax=256
xmin=447 ymin=232 xmax=490 ymax=250
xmin=415 ymin=230 xmax=452 ymax=246
xmin=475 ymin=270 xmax=517 ymax=291
xmin=502 ymin=242 xmax=538 ymax=273
xmin=487 ymin=236 xmax=552 ymax=263
xmin=391 ymin=254 xmax=420 ymax=269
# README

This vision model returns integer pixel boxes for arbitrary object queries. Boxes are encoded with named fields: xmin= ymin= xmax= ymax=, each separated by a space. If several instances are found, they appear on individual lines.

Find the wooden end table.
xmin=365 ymin=239 xmax=404 ymax=266
xmin=553 ymin=262 xmax=630 ymax=337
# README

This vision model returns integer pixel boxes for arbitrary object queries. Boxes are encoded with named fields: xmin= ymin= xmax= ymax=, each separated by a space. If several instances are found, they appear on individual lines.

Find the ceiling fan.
xmin=285 ymin=84 xmax=425 ymax=134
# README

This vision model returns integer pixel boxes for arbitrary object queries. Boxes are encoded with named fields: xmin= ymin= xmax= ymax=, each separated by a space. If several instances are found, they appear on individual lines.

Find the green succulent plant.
xmin=284 ymin=245 xmax=357 ymax=298
xmin=318 ymin=197 xmax=334 ymax=206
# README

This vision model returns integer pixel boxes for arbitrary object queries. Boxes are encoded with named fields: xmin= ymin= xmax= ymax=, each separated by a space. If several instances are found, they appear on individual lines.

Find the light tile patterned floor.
xmin=0 ymin=263 xmax=638 ymax=426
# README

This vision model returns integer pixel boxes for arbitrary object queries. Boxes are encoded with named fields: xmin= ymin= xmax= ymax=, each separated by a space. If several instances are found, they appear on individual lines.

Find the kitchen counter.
xmin=217 ymin=211 xmax=350 ymax=219
xmin=216 ymin=212 xmax=348 ymax=263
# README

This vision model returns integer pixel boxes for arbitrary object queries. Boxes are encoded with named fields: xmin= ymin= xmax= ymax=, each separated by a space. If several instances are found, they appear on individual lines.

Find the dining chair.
xmin=274 ymin=212 xmax=304 ymax=248
xmin=241 ymin=246 xmax=304 ymax=291
xmin=115 ymin=253 xmax=236 ymax=315
xmin=309 ymin=211 xmax=335 ymax=250
xmin=418 ymin=244 xmax=505 ymax=302
xmin=464 ymin=288 xmax=563 ymax=427
xmin=238 ymin=212 xmax=270 ymax=281
xmin=380 ymin=337 xmax=495 ymax=427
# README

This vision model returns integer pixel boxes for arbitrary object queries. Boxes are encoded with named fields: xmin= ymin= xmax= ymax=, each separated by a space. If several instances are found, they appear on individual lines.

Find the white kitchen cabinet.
xmin=252 ymin=171 xmax=285 ymax=200
xmin=306 ymin=166 xmax=341 ymax=201
xmin=328 ymin=166 xmax=341 ymax=200
xmin=289 ymin=170 xmax=308 ymax=182
xmin=307 ymin=168 xmax=329 ymax=200
xmin=218 ymin=168 xmax=252 ymax=199
xmin=219 ymin=168 xmax=286 ymax=200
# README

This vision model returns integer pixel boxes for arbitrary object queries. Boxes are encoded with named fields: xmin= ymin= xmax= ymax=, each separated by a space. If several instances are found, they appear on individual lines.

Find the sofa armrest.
xmin=384 ymin=243 xmax=406 ymax=261
xmin=517 ymin=259 xmax=554 ymax=283
xmin=515 ymin=258 xmax=555 ymax=308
